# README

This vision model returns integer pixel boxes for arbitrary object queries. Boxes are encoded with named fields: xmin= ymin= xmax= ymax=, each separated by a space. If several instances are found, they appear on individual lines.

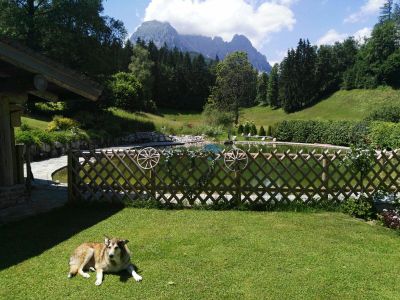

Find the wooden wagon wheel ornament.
xmin=224 ymin=148 xmax=248 ymax=172
xmin=136 ymin=147 xmax=160 ymax=169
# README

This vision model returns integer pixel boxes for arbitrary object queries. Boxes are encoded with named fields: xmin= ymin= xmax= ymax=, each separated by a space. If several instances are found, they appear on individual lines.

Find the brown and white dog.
xmin=68 ymin=236 xmax=142 ymax=285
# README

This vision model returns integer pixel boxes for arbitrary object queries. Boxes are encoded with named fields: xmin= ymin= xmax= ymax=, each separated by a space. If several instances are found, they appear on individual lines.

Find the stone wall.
xmin=0 ymin=184 xmax=26 ymax=209
xmin=29 ymin=138 xmax=123 ymax=162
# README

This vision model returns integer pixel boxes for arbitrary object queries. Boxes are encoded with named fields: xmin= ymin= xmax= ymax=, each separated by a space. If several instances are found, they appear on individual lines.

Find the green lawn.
xmin=21 ymin=116 xmax=49 ymax=130
xmin=240 ymin=87 xmax=400 ymax=127
xmin=1 ymin=207 xmax=400 ymax=299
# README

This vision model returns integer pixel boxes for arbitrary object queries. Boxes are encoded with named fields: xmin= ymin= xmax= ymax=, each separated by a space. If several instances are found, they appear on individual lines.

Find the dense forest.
xmin=0 ymin=0 xmax=216 ymax=112
xmin=269 ymin=0 xmax=400 ymax=113
xmin=1 ymin=0 xmax=400 ymax=117
xmin=126 ymin=39 xmax=216 ymax=111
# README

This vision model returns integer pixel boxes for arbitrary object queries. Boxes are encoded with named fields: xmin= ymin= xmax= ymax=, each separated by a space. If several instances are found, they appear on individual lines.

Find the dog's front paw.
xmin=133 ymin=274 xmax=142 ymax=282
xmin=82 ymin=273 xmax=90 ymax=279
xmin=95 ymin=279 xmax=102 ymax=286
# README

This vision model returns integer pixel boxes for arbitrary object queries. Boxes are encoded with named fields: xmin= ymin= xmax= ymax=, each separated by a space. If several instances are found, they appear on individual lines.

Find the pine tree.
xmin=266 ymin=126 xmax=272 ymax=136
xmin=250 ymin=123 xmax=257 ymax=136
xmin=394 ymin=2 xmax=400 ymax=22
xmin=267 ymin=64 xmax=280 ymax=108
xmin=380 ymin=0 xmax=394 ymax=22
xmin=238 ymin=124 xmax=244 ymax=134
xmin=244 ymin=122 xmax=251 ymax=135
xmin=258 ymin=126 xmax=266 ymax=136
xmin=256 ymin=72 xmax=269 ymax=105
xmin=279 ymin=39 xmax=317 ymax=112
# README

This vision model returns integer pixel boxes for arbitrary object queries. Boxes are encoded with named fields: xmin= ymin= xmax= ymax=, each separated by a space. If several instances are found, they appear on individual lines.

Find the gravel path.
xmin=26 ymin=156 xmax=68 ymax=183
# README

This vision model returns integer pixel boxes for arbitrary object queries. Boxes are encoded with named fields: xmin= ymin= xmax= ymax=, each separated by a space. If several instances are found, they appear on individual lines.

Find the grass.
xmin=20 ymin=87 xmax=400 ymax=139
xmin=114 ymin=88 xmax=400 ymax=131
xmin=21 ymin=116 xmax=49 ymax=130
xmin=240 ymin=87 xmax=400 ymax=128
xmin=1 ymin=207 xmax=400 ymax=299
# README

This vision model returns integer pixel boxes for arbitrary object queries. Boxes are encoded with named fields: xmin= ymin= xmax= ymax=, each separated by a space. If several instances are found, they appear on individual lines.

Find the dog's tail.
xmin=67 ymin=256 xmax=80 ymax=279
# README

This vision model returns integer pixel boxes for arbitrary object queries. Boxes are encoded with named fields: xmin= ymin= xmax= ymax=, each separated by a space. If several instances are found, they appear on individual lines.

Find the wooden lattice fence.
xmin=68 ymin=149 xmax=400 ymax=205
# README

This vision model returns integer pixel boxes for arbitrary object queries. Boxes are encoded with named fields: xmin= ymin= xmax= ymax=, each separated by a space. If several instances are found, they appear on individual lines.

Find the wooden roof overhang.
xmin=0 ymin=38 xmax=103 ymax=102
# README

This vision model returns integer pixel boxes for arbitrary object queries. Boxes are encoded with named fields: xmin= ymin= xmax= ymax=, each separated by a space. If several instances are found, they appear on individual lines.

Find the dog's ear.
xmin=118 ymin=239 xmax=129 ymax=246
xmin=104 ymin=236 xmax=110 ymax=245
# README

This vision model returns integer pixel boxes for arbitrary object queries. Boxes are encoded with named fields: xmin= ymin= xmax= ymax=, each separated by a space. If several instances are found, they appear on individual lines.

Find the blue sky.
xmin=103 ymin=0 xmax=383 ymax=64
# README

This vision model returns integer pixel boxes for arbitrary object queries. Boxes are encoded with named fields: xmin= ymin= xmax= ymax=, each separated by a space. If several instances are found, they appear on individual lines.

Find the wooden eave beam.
xmin=0 ymin=40 xmax=102 ymax=101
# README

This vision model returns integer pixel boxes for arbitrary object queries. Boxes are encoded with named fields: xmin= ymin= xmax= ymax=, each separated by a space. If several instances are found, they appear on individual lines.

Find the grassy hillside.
xmin=21 ymin=116 xmax=49 ymax=130
xmin=240 ymin=87 xmax=400 ymax=127
xmin=20 ymin=88 xmax=400 ymax=136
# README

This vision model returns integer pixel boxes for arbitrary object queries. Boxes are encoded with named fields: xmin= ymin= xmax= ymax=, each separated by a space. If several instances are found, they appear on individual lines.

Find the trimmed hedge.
xmin=369 ymin=121 xmax=400 ymax=150
xmin=274 ymin=120 xmax=370 ymax=147
xmin=365 ymin=105 xmax=400 ymax=123
xmin=274 ymin=120 xmax=400 ymax=149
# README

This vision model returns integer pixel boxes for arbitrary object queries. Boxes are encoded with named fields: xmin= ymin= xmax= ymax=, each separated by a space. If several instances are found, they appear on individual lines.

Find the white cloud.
xmin=316 ymin=27 xmax=372 ymax=46
xmin=143 ymin=0 xmax=296 ymax=47
xmin=269 ymin=50 xmax=287 ymax=65
xmin=317 ymin=29 xmax=348 ymax=46
xmin=353 ymin=27 xmax=372 ymax=42
xmin=344 ymin=0 xmax=385 ymax=23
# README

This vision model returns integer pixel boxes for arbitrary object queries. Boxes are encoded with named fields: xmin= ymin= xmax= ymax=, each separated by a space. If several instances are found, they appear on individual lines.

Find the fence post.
xmin=68 ymin=150 xmax=77 ymax=203
xmin=15 ymin=144 xmax=24 ymax=184
xmin=25 ymin=144 xmax=32 ymax=198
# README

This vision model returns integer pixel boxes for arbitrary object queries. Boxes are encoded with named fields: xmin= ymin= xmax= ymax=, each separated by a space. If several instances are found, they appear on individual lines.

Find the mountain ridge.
xmin=130 ymin=20 xmax=271 ymax=72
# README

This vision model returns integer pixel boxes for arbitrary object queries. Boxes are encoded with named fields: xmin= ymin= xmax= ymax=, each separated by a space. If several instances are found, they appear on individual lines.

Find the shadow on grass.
xmin=158 ymin=108 xmax=201 ymax=116
xmin=0 ymin=205 xmax=122 ymax=271
xmin=82 ymin=264 xmax=139 ymax=283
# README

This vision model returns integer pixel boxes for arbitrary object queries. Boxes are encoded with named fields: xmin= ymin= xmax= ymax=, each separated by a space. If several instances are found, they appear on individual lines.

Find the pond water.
xmin=186 ymin=142 xmax=348 ymax=154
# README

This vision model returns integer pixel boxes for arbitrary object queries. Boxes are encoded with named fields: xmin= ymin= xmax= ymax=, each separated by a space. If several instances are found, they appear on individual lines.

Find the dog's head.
xmin=104 ymin=236 xmax=129 ymax=259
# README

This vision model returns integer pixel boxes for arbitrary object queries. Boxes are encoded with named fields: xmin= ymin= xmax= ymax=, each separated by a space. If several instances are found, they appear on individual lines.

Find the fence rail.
xmin=68 ymin=149 xmax=400 ymax=205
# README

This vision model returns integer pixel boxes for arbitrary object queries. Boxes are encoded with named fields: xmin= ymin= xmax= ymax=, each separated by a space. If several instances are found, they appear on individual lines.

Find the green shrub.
xmin=47 ymin=116 xmax=79 ymax=132
xmin=20 ymin=122 xmax=32 ymax=131
xmin=266 ymin=125 xmax=272 ymax=136
xmin=237 ymin=124 xmax=244 ymax=135
xmin=202 ymin=105 xmax=233 ymax=127
xmin=365 ymin=105 xmax=400 ymax=123
xmin=341 ymin=196 xmax=375 ymax=220
xmin=274 ymin=120 xmax=294 ymax=141
xmin=108 ymin=72 xmax=157 ymax=113
xmin=243 ymin=122 xmax=251 ymax=135
xmin=322 ymin=121 xmax=353 ymax=146
xmin=193 ymin=125 xmax=224 ymax=137
xmin=350 ymin=121 xmax=371 ymax=146
xmin=250 ymin=123 xmax=257 ymax=136
xmin=274 ymin=120 xmax=370 ymax=146
xmin=34 ymin=129 xmax=54 ymax=144
xmin=369 ymin=121 xmax=400 ymax=150
xmin=108 ymin=72 xmax=143 ymax=112
xmin=15 ymin=130 xmax=40 ymax=145
xmin=258 ymin=126 xmax=266 ymax=136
